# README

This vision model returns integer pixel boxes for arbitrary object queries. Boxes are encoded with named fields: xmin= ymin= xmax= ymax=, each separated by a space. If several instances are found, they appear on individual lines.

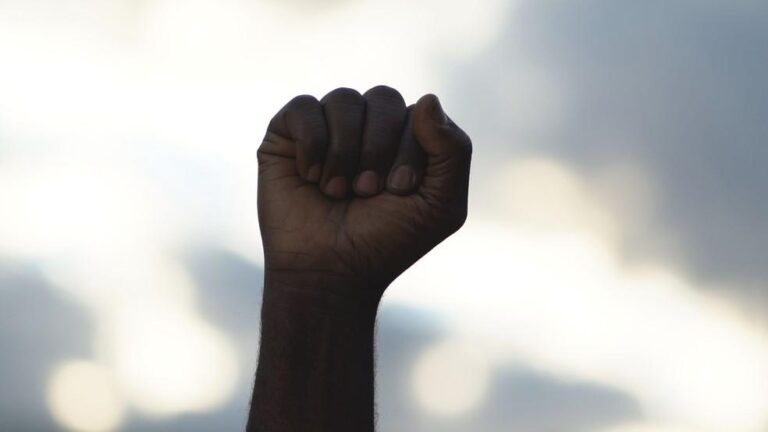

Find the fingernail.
xmin=355 ymin=170 xmax=379 ymax=196
xmin=307 ymin=164 xmax=322 ymax=183
xmin=429 ymin=95 xmax=448 ymax=125
xmin=389 ymin=166 xmax=415 ymax=191
xmin=325 ymin=176 xmax=348 ymax=198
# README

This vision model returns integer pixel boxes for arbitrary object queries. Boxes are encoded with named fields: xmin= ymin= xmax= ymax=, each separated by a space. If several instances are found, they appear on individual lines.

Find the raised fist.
xmin=257 ymin=86 xmax=472 ymax=295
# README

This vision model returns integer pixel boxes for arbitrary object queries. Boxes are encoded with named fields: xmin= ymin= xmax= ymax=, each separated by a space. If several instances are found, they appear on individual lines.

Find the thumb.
xmin=412 ymin=94 xmax=473 ymax=213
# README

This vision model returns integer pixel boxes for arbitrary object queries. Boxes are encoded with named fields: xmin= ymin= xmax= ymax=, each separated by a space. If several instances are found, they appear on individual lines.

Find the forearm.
xmin=247 ymin=272 xmax=383 ymax=432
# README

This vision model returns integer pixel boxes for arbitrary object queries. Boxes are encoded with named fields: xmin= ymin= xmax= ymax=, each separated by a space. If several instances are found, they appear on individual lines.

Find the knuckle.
xmin=285 ymin=95 xmax=321 ymax=124
xmin=288 ymin=94 xmax=319 ymax=109
xmin=281 ymin=95 xmax=318 ymax=127
xmin=364 ymin=85 xmax=405 ymax=108
xmin=366 ymin=84 xmax=397 ymax=95
xmin=322 ymin=87 xmax=364 ymax=106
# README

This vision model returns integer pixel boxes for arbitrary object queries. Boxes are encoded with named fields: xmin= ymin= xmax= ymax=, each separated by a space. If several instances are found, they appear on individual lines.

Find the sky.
xmin=0 ymin=0 xmax=767 ymax=431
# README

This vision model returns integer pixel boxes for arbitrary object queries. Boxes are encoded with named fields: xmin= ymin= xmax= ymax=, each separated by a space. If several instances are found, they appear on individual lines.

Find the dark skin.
xmin=248 ymin=86 xmax=472 ymax=432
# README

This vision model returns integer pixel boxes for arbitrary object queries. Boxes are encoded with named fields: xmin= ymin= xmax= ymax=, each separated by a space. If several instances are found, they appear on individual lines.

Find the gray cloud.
xmin=451 ymin=0 xmax=768 ymax=310
xmin=471 ymin=368 xmax=640 ymax=432
xmin=0 ymin=259 xmax=93 ymax=431
xmin=185 ymin=248 xmax=264 ymax=346
xmin=375 ymin=308 xmax=639 ymax=432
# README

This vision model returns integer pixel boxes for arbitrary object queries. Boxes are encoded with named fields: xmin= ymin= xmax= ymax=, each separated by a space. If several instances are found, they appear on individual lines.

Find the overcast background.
xmin=1 ymin=1 xmax=767 ymax=431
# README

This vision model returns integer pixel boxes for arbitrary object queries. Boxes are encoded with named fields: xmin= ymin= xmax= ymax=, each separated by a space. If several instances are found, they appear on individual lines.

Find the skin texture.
xmin=248 ymin=86 xmax=472 ymax=432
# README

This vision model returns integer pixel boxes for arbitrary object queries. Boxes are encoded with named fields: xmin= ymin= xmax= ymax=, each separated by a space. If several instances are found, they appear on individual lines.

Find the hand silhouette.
xmin=257 ymin=86 xmax=472 ymax=294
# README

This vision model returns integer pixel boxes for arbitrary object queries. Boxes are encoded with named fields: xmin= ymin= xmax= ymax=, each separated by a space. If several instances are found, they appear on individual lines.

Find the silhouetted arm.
xmin=247 ymin=86 xmax=472 ymax=432
xmin=247 ymin=274 xmax=380 ymax=432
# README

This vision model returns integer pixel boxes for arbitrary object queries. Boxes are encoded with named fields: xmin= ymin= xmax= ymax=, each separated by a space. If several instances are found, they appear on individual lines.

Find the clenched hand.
xmin=257 ymin=86 xmax=472 ymax=294
xmin=250 ymin=86 xmax=472 ymax=432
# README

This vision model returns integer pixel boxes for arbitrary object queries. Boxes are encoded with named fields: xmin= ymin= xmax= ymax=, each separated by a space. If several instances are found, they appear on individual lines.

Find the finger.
xmin=258 ymin=94 xmax=328 ymax=182
xmin=386 ymin=105 xmax=426 ymax=195
xmin=320 ymin=88 xmax=366 ymax=199
xmin=355 ymin=85 xmax=407 ymax=197
xmin=411 ymin=94 xmax=473 ymax=211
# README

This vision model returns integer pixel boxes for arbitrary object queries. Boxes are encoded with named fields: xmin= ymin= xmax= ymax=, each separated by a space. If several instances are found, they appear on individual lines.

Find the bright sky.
xmin=0 ymin=1 xmax=766 ymax=431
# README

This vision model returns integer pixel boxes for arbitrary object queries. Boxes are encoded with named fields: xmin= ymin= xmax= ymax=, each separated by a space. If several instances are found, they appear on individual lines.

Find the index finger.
xmin=259 ymin=95 xmax=328 ymax=182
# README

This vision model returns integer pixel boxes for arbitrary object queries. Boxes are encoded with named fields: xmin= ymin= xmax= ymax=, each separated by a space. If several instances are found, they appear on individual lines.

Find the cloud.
xmin=474 ymin=367 xmax=640 ymax=432
xmin=185 ymin=248 xmax=264 ymax=345
xmin=376 ymin=305 xmax=639 ymax=432
xmin=0 ymin=260 xmax=93 ymax=431
xmin=449 ymin=0 xmax=768 ymax=307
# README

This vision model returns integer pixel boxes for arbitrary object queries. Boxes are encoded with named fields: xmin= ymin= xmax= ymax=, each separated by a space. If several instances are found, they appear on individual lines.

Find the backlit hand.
xmin=257 ymin=86 xmax=472 ymax=294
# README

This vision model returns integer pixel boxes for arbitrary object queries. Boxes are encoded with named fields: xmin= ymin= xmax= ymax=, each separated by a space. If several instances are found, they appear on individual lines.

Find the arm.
xmin=247 ymin=86 xmax=472 ymax=432
xmin=248 ymin=274 xmax=380 ymax=431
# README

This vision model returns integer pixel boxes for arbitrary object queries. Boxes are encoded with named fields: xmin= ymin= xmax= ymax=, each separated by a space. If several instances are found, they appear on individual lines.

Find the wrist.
xmin=262 ymin=269 xmax=386 ymax=314
xmin=252 ymin=270 xmax=380 ymax=431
